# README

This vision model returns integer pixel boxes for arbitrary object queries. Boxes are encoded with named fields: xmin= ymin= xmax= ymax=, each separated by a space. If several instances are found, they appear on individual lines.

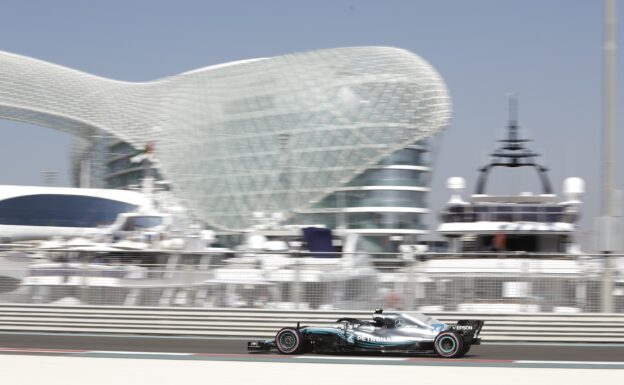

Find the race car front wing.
xmin=247 ymin=339 xmax=275 ymax=352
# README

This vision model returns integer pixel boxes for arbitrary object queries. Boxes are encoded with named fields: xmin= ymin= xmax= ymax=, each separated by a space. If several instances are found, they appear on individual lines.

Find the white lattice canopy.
xmin=0 ymin=47 xmax=451 ymax=230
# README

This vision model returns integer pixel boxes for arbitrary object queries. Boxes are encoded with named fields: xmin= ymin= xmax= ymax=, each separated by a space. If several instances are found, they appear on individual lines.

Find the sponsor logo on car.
xmin=455 ymin=325 xmax=473 ymax=331
xmin=356 ymin=335 xmax=393 ymax=343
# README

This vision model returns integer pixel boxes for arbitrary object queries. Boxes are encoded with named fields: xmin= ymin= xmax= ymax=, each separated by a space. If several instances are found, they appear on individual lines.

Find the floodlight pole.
xmin=601 ymin=0 xmax=617 ymax=313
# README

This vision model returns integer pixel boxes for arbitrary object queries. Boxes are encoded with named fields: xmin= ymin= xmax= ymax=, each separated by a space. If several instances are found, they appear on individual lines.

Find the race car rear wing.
xmin=452 ymin=320 xmax=484 ymax=342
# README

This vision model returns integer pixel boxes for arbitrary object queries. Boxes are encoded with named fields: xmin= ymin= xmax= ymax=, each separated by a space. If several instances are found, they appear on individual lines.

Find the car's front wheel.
xmin=275 ymin=328 xmax=304 ymax=354
xmin=434 ymin=331 xmax=464 ymax=358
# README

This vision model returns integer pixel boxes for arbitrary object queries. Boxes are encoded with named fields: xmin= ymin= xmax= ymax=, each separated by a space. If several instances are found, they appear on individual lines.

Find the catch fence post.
xmin=293 ymin=251 xmax=302 ymax=309
xmin=406 ymin=256 xmax=416 ymax=311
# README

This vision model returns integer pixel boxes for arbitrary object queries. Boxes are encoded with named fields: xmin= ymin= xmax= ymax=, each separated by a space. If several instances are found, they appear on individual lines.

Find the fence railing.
xmin=1 ymin=249 xmax=623 ymax=313
xmin=1 ymin=304 xmax=624 ymax=342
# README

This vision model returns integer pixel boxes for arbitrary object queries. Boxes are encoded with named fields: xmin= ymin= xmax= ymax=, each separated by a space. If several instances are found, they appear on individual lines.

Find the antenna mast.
xmin=474 ymin=95 xmax=552 ymax=195
xmin=600 ymin=0 xmax=617 ymax=313
xmin=508 ymin=94 xmax=519 ymax=143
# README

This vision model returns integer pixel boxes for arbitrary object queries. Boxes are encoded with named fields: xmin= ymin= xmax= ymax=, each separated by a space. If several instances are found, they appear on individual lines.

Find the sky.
xmin=0 ymin=0 xmax=622 ymax=249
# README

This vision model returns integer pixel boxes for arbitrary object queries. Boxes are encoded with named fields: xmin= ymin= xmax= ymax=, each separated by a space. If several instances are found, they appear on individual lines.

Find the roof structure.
xmin=0 ymin=47 xmax=451 ymax=230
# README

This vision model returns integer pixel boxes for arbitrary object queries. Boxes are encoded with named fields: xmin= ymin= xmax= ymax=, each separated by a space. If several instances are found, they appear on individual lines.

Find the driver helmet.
xmin=373 ymin=308 xmax=384 ymax=322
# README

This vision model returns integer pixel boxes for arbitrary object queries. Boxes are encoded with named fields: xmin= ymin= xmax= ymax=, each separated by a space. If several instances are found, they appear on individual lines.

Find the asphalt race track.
xmin=1 ymin=332 xmax=623 ymax=362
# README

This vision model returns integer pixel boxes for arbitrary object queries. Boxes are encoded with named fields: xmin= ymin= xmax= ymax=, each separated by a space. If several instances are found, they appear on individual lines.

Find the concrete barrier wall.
xmin=1 ymin=303 xmax=624 ymax=342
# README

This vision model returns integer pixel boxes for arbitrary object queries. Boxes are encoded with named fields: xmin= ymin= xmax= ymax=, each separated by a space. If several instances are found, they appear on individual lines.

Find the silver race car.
xmin=248 ymin=309 xmax=483 ymax=358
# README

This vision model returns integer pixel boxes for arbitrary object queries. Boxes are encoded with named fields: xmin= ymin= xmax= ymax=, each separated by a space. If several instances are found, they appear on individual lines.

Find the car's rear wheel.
xmin=434 ymin=331 xmax=464 ymax=358
xmin=275 ymin=328 xmax=304 ymax=354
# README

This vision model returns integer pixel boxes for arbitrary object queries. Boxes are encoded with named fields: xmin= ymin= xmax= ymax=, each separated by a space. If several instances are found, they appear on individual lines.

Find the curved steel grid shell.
xmin=0 ymin=47 xmax=450 ymax=230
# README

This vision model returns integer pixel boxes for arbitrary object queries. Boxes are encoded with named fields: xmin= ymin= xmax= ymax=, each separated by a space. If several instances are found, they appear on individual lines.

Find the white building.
xmin=0 ymin=47 xmax=451 ymax=245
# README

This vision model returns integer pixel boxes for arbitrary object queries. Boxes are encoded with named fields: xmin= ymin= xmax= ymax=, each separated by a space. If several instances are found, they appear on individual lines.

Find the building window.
xmin=314 ymin=190 xmax=426 ymax=209
xmin=378 ymin=148 xmax=426 ymax=166
xmin=0 ymin=195 xmax=137 ymax=228
xmin=347 ymin=169 xmax=428 ymax=187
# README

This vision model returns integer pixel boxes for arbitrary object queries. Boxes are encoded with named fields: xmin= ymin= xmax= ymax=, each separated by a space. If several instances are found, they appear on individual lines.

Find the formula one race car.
xmin=248 ymin=309 xmax=483 ymax=358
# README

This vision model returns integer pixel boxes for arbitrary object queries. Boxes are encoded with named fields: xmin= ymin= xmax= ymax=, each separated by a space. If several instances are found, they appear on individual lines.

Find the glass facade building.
xmin=0 ymin=46 xmax=450 ymax=234
xmin=81 ymin=137 xmax=436 ymax=243
xmin=292 ymin=142 xmax=431 ymax=236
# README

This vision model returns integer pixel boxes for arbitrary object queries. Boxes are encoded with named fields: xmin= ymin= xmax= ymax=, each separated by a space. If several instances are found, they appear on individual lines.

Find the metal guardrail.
xmin=1 ymin=304 xmax=624 ymax=342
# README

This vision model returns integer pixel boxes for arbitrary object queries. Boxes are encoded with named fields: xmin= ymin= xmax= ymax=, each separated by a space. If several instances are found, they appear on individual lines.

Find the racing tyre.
xmin=275 ymin=328 xmax=304 ymax=354
xmin=434 ymin=331 xmax=464 ymax=358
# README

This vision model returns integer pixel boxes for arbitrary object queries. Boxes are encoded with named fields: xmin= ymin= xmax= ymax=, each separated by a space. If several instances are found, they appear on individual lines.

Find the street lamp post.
xmin=600 ymin=0 xmax=617 ymax=313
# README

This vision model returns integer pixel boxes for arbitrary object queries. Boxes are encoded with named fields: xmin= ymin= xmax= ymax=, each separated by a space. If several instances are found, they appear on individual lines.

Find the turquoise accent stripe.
xmin=304 ymin=327 xmax=415 ymax=348
xmin=356 ymin=341 xmax=414 ymax=348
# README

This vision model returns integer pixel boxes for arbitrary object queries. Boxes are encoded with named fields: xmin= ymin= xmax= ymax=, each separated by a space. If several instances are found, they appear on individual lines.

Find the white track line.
xmin=515 ymin=360 xmax=624 ymax=365
xmin=89 ymin=351 xmax=193 ymax=356
xmin=294 ymin=356 xmax=408 ymax=361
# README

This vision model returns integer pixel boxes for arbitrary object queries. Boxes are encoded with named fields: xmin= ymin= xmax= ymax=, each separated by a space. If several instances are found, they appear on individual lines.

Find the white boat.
xmin=437 ymin=101 xmax=584 ymax=255
xmin=209 ymin=224 xmax=378 ymax=310
xmin=415 ymin=100 xmax=600 ymax=312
